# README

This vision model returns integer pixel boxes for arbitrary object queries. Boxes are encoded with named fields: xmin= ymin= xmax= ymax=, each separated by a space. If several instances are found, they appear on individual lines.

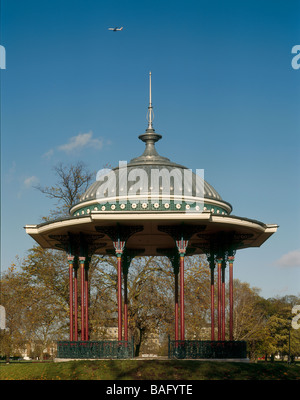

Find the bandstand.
xmin=25 ymin=73 xmax=277 ymax=359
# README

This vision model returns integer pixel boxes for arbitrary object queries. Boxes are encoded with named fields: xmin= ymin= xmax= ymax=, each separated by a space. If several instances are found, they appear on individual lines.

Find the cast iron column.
xmin=176 ymin=238 xmax=189 ymax=341
xmin=123 ymin=272 xmax=128 ymax=342
xmin=67 ymin=255 xmax=74 ymax=341
xmin=217 ymin=257 xmax=222 ymax=341
xmin=228 ymin=255 xmax=235 ymax=340
xmin=221 ymin=259 xmax=226 ymax=341
xmin=117 ymin=255 xmax=122 ymax=341
xmin=84 ymin=259 xmax=89 ymax=341
xmin=180 ymin=256 xmax=185 ymax=340
xmin=208 ymin=255 xmax=215 ymax=341
xmin=174 ymin=271 xmax=179 ymax=341
xmin=79 ymin=256 xmax=86 ymax=340
xmin=113 ymin=239 xmax=126 ymax=341
xmin=74 ymin=262 xmax=78 ymax=341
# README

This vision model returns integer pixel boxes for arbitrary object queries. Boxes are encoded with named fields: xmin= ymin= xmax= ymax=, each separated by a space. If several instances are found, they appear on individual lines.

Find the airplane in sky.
xmin=108 ymin=27 xmax=123 ymax=31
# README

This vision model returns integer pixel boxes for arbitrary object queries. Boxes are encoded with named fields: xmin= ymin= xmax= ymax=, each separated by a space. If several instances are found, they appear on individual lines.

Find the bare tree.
xmin=35 ymin=161 xmax=94 ymax=220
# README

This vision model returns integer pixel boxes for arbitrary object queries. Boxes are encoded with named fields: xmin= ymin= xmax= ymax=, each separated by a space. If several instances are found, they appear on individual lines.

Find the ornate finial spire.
xmin=147 ymin=71 xmax=154 ymax=130
xmin=131 ymin=71 xmax=171 ymax=164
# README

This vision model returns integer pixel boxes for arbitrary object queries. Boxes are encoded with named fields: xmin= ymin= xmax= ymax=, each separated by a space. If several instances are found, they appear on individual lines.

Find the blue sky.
xmin=1 ymin=0 xmax=300 ymax=299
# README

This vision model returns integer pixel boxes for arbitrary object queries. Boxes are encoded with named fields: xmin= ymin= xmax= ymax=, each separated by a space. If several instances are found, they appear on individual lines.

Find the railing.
xmin=57 ymin=338 xmax=134 ymax=359
xmin=168 ymin=339 xmax=247 ymax=359
xmin=57 ymin=338 xmax=246 ymax=360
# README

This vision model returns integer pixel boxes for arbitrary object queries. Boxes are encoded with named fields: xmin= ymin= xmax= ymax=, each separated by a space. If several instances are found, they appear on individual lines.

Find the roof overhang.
xmin=25 ymin=211 xmax=278 ymax=256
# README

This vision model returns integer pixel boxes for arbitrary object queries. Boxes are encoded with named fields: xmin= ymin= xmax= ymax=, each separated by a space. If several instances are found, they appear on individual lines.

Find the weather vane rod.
xmin=147 ymin=71 xmax=154 ymax=130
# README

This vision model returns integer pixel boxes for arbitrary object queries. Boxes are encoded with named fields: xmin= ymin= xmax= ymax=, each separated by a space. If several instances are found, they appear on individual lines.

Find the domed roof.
xmin=70 ymin=74 xmax=232 ymax=217
xmin=70 ymin=127 xmax=232 ymax=217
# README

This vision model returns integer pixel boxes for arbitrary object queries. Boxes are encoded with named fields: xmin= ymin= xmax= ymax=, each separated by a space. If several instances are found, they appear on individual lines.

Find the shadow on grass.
xmin=1 ymin=360 xmax=299 ymax=380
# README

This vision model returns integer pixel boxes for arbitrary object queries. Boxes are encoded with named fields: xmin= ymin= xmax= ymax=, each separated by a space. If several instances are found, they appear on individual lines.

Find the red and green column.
xmin=113 ymin=239 xmax=126 ymax=341
xmin=68 ymin=254 xmax=82 ymax=341
xmin=175 ymin=238 xmax=189 ymax=341
xmin=79 ymin=256 xmax=89 ymax=341
xmin=221 ymin=258 xmax=226 ymax=341
xmin=68 ymin=255 xmax=75 ymax=341
xmin=174 ymin=265 xmax=179 ymax=341
xmin=228 ymin=255 xmax=235 ymax=341
xmin=74 ymin=261 xmax=78 ymax=341
xmin=216 ymin=257 xmax=223 ymax=341
xmin=208 ymin=254 xmax=215 ymax=341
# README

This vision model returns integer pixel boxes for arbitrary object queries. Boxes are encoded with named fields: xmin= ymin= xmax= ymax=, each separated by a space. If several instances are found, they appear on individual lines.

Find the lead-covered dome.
xmin=70 ymin=126 xmax=232 ymax=217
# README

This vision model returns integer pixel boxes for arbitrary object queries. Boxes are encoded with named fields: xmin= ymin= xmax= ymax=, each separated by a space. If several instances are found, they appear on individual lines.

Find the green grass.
xmin=0 ymin=360 xmax=299 ymax=380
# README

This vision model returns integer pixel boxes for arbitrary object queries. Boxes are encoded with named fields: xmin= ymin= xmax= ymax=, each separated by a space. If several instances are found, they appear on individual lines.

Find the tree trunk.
xmin=134 ymin=327 xmax=144 ymax=357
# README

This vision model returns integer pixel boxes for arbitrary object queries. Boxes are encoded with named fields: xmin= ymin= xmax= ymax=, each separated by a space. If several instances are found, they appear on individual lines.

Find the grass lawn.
xmin=0 ymin=360 xmax=299 ymax=380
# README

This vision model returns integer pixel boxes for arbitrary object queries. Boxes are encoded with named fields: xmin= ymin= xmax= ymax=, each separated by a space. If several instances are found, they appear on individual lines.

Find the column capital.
xmin=113 ymin=239 xmax=126 ymax=258
xmin=176 ymin=238 xmax=189 ymax=256
xmin=79 ymin=256 xmax=86 ymax=265
xmin=67 ymin=255 xmax=75 ymax=264
xmin=228 ymin=255 xmax=235 ymax=263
